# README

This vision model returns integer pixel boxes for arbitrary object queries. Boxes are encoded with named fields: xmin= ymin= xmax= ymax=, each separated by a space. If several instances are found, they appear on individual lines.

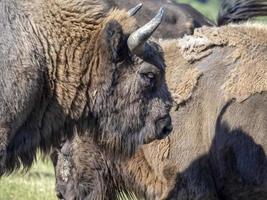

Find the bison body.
xmin=54 ymin=23 xmax=267 ymax=200
xmin=0 ymin=0 xmax=172 ymax=174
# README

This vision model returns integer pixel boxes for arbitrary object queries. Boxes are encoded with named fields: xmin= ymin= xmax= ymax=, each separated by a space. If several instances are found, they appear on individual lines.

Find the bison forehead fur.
xmin=0 ymin=0 xmax=172 ymax=174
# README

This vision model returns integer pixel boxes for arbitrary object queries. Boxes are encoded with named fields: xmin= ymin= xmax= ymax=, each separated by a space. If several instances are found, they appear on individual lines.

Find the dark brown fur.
xmin=0 ymin=0 xmax=172 ymax=175
xmin=54 ymin=23 xmax=267 ymax=200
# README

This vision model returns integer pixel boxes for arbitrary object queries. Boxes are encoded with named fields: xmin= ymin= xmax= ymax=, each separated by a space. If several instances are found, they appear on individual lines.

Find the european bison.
xmin=53 ymin=22 xmax=267 ymax=200
xmin=0 ymin=0 xmax=172 ymax=175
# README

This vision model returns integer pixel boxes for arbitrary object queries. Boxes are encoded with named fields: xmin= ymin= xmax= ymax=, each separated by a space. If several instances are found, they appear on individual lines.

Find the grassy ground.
xmin=0 ymin=157 xmax=56 ymax=200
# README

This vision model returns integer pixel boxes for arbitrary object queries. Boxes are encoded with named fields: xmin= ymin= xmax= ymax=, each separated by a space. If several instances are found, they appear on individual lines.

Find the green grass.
xmin=0 ymin=158 xmax=56 ymax=200
xmin=256 ymin=16 xmax=267 ymax=23
xmin=175 ymin=0 xmax=219 ymax=21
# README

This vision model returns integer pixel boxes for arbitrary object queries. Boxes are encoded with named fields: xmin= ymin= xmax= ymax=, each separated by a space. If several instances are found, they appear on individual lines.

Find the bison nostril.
xmin=156 ymin=115 xmax=172 ymax=139
xmin=139 ymin=72 xmax=156 ymax=88
xmin=56 ymin=191 xmax=64 ymax=199
xmin=164 ymin=123 xmax=173 ymax=133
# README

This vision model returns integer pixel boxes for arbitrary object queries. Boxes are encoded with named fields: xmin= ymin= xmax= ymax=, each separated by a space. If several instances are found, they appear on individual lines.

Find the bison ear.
xmin=101 ymin=20 xmax=126 ymax=63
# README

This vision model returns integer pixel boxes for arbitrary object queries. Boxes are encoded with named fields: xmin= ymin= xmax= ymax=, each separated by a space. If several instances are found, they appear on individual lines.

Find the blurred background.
xmin=178 ymin=0 xmax=220 ymax=20
xmin=0 ymin=0 xmax=266 ymax=199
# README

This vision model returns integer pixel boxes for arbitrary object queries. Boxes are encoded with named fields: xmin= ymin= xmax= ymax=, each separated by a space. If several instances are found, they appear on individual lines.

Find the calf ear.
xmin=100 ymin=20 xmax=126 ymax=63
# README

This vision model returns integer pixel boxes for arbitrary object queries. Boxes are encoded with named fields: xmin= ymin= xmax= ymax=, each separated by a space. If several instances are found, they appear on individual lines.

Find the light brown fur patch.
xmin=159 ymin=39 xmax=202 ymax=105
xmin=171 ymin=23 xmax=267 ymax=102
xmin=125 ymin=137 xmax=176 ymax=199
xmin=194 ymin=23 xmax=267 ymax=102
xmin=178 ymin=35 xmax=223 ymax=63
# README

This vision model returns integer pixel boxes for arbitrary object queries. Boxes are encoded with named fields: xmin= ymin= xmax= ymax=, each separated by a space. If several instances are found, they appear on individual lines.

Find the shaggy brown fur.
xmin=197 ymin=24 xmax=267 ymax=102
xmin=160 ymin=39 xmax=202 ymax=105
xmin=52 ymin=135 xmax=176 ymax=200
xmin=0 ymin=0 xmax=172 ymax=174
xmin=53 ymin=23 xmax=267 ymax=200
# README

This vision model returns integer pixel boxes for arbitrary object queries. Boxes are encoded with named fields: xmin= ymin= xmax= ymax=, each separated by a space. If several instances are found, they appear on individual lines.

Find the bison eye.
xmin=140 ymin=72 xmax=156 ymax=88
xmin=146 ymin=72 xmax=155 ymax=79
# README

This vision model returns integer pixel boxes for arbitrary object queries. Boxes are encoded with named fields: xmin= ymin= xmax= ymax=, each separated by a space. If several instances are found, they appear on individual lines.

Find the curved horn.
xmin=127 ymin=8 xmax=164 ymax=53
xmin=128 ymin=3 xmax=143 ymax=16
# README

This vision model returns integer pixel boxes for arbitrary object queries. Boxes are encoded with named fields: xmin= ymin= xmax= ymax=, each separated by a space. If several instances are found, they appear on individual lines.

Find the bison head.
xmin=86 ymin=7 xmax=172 ymax=156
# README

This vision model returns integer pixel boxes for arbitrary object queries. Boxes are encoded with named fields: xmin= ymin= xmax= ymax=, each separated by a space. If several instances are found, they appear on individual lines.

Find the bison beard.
xmin=0 ymin=0 xmax=172 ymax=175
